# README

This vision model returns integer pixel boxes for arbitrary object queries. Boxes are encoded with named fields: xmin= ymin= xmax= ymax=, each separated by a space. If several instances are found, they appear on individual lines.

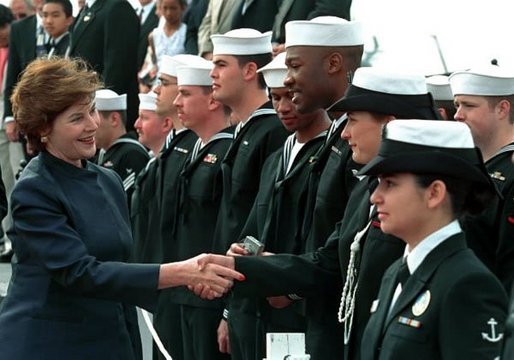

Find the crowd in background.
xmin=0 ymin=1 xmax=514 ymax=360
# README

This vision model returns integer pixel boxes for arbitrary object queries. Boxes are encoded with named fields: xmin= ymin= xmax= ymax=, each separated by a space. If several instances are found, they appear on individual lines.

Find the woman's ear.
xmin=426 ymin=179 xmax=447 ymax=210
xmin=39 ymin=126 xmax=51 ymax=138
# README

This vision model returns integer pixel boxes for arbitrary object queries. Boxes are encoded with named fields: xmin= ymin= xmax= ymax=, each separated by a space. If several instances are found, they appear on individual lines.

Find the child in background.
xmin=42 ymin=0 xmax=73 ymax=58
xmin=148 ymin=0 xmax=187 ymax=78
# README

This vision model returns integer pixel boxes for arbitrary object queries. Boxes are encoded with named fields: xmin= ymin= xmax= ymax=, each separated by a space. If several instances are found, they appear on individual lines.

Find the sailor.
xmin=130 ymin=91 xmax=172 ymax=264
xmin=360 ymin=120 xmax=507 ymax=360
xmin=282 ymin=18 xmax=366 ymax=358
xmin=450 ymin=66 xmax=514 ymax=292
xmin=209 ymin=28 xmax=288 ymax=360
xmin=95 ymin=89 xmax=149 ymax=206
xmin=426 ymin=74 xmax=455 ymax=120
xmin=153 ymin=54 xmax=201 ymax=360
xmin=168 ymin=57 xmax=233 ymax=360
xmin=212 ymin=67 xmax=442 ymax=360
xmin=230 ymin=52 xmax=331 ymax=355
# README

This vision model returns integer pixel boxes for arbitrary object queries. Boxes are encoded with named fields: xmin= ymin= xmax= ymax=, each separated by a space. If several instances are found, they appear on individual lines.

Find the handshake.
xmin=186 ymin=253 xmax=239 ymax=300
xmin=187 ymin=236 xmax=265 ymax=299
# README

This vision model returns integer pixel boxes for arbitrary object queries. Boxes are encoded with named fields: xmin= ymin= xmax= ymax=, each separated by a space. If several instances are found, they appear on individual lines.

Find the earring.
xmin=41 ymin=136 xmax=48 ymax=143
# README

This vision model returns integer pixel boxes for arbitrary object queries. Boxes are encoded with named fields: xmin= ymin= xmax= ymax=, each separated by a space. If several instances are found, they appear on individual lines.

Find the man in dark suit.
xmin=42 ymin=0 xmax=72 ymax=57
xmin=231 ymin=0 xmax=279 ymax=33
xmin=182 ymin=0 xmax=208 ymax=55
xmin=136 ymin=0 xmax=159 ymax=70
xmin=69 ymin=0 xmax=139 ymax=131
xmin=271 ymin=0 xmax=352 ymax=56
xmin=3 ymin=0 xmax=44 ymax=149
xmin=9 ymin=0 xmax=36 ymax=20
xmin=4 ymin=14 xmax=37 ymax=118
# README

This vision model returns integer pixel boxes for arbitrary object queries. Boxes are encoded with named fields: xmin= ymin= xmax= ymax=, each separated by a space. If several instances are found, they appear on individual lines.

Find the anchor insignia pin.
xmin=481 ymin=318 xmax=503 ymax=343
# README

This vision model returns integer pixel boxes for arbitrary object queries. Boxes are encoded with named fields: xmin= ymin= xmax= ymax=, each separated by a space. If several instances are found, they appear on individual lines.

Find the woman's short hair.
xmin=12 ymin=57 xmax=102 ymax=152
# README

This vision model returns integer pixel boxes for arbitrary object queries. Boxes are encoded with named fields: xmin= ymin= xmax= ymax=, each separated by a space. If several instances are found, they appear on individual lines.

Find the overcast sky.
xmin=352 ymin=0 xmax=514 ymax=74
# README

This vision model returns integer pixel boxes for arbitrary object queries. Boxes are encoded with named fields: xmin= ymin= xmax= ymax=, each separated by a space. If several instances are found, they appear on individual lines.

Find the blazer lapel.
xmin=55 ymin=33 xmax=70 ymax=56
xmin=140 ymin=4 xmax=157 ymax=36
xmin=242 ymin=0 xmax=256 ymax=13
xmin=213 ymin=0 xmax=223 ymax=27
xmin=369 ymin=264 xmax=401 ymax=337
xmin=273 ymin=0 xmax=294 ymax=31
xmin=24 ymin=16 xmax=37 ymax=60
xmin=70 ymin=0 xmax=104 ymax=52
xmin=383 ymin=233 xmax=467 ymax=329
xmin=384 ymin=272 xmax=427 ymax=329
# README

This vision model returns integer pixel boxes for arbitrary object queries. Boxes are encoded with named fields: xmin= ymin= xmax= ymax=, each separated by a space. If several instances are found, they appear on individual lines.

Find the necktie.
xmin=386 ymin=258 xmax=411 ymax=316
xmin=138 ymin=8 xmax=144 ymax=24
xmin=47 ymin=39 xmax=57 ymax=57
xmin=397 ymin=259 xmax=410 ymax=287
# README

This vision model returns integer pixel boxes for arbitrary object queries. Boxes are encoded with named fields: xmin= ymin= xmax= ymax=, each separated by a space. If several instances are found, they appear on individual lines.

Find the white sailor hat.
xmin=159 ymin=54 xmax=209 ymax=78
xmin=285 ymin=16 xmax=364 ymax=48
xmin=211 ymin=28 xmax=272 ymax=56
xmin=426 ymin=75 xmax=453 ymax=101
xmin=257 ymin=52 xmax=287 ymax=88
xmin=449 ymin=66 xmax=514 ymax=96
xmin=331 ymin=67 xmax=439 ymax=119
xmin=138 ymin=92 xmax=157 ymax=111
xmin=177 ymin=58 xmax=214 ymax=86
xmin=358 ymin=120 xmax=496 ymax=205
xmin=95 ymin=89 xmax=127 ymax=111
